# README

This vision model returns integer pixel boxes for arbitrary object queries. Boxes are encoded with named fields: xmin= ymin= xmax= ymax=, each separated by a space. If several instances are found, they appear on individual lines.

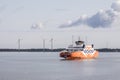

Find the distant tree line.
xmin=0 ymin=48 xmax=120 ymax=52
xmin=0 ymin=48 xmax=65 ymax=52
xmin=96 ymin=48 xmax=120 ymax=52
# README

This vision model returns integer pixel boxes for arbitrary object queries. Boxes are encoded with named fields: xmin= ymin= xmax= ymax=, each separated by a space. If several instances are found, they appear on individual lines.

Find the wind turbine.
xmin=18 ymin=38 xmax=22 ymax=52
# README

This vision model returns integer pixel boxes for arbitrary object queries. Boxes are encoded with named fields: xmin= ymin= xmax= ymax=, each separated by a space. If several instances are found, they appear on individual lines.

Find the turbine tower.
xmin=50 ymin=38 xmax=53 ymax=50
xmin=43 ymin=39 xmax=46 ymax=52
xmin=18 ymin=38 xmax=22 ymax=52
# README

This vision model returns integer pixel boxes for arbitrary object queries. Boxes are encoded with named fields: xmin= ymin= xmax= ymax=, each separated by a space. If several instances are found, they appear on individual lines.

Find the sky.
xmin=0 ymin=0 xmax=120 ymax=49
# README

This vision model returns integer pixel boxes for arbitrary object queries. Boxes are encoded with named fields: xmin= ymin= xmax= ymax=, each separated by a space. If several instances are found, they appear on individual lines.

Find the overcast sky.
xmin=0 ymin=0 xmax=120 ymax=49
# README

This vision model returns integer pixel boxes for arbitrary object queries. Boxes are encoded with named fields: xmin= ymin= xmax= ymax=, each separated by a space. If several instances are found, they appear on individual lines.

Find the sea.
xmin=0 ymin=52 xmax=120 ymax=80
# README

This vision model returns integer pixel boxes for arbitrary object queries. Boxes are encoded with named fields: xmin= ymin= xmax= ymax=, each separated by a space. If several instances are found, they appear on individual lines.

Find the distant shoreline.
xmin=0 ymin=48 xmax=120 ymax=52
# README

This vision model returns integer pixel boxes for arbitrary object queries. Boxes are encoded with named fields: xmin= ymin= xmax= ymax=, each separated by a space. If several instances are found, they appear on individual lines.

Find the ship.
xmin=59 ymin=40 xmax=99 ymax=60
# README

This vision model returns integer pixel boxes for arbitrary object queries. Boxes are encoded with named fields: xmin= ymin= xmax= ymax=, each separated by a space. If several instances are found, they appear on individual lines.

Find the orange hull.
xmin=60 ymin=51 xmax=99 ymax=60
xmin=70 ymin=51 xmax=99 ymax=59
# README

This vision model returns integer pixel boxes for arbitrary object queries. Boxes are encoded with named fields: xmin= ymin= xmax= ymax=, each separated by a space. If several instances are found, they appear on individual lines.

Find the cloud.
xmin=111 ymin=0 xmax=120 ymax=12
xmin=31 ymin=22 xmax=44 ymax=29
xmin=59 ymin=0 xmax=120 ymax=28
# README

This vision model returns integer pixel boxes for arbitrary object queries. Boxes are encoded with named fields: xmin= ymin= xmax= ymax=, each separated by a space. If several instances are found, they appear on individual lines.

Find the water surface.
xmin=0 ymin=52 xmax=120 ymax=80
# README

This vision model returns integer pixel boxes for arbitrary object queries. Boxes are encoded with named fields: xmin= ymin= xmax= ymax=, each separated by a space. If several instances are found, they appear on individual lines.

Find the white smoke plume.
xmin=59 ymin=0 xmax=120 ymax=28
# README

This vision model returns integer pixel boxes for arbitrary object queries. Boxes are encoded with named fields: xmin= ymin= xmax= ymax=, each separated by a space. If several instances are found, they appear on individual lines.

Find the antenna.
xmin=85 ymin=36 xmax=88 ymax=45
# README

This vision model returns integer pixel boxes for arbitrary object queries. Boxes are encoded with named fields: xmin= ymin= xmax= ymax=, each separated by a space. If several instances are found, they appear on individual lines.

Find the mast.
xmin=78 ymin=36 xmax=80 ymax=41
xmin=72 ymin=35 xmax=74 ymax=46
